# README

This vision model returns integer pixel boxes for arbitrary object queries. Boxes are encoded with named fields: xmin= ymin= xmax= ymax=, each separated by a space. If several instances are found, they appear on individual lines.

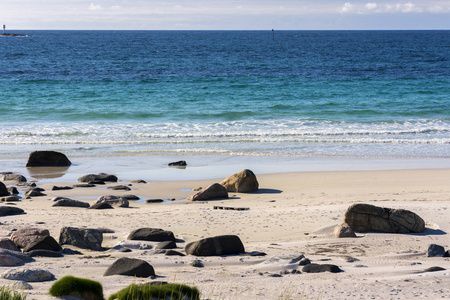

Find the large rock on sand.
xmin=1 ymin=174 xmax=27 ymax=183
xmin=104 ymin=257 xmax=155 ymax=277
xmin=59 ymin=227 xmax=103 ymax=251
xmin=0 ymin=206 xmax=25 ymax=217
xmin=187 ymin=183 xmax=228 ymax=201
xmin=22 ymin=236 xmax=62 ymax=253
xmin=10 ymin=228 xmax=49 ymax=248
xmin=344 ymin=203 xmax=425 ymax=233
xmin=0 ymin=250 xmax=33 ymax=266
xmin=220 ymin=169 xmax=259 ymax=193
xmin=94 ymin=195 xmax=129 ymax=208
xmin=26 ymin=151 xmax=71 ymax=167
xmin=78 ymin=173 xmax=118 ymax=183
xmin=185 ymin=235 xmax=245 ymax=256
xmin=128 ymin=228 xmax=176 ymax=242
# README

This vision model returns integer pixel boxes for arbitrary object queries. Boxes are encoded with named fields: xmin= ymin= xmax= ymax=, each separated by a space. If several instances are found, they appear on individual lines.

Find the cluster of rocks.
xmin=187 ymin=169 xmax=259 ymax=201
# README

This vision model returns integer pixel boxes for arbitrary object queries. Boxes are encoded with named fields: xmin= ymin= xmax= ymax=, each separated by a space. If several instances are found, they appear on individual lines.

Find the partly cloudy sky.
xmin=1 ymin=1 xmax=449 ymax=30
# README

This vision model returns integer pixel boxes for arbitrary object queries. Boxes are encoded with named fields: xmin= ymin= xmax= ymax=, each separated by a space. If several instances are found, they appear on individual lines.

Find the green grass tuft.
xmin=0 ymin=285 xmax=28 ymax=300
xmin=49 ymin=275 xmax=104 ymax=300
xmin=108 ymin=283 xmax=200 ymax=300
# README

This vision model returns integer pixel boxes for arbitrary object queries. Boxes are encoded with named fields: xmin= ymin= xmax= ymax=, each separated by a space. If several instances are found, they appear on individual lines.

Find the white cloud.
xmin=89 ymin=3 xmax=101 ymax=11
xmin=341 ymin=2 xmax=433 ymax=14
xmin=111 ymin=6 xmax=121 ymax=10
xmin=365 ymin=3 xmax=378 ymax=10
xmin=340 ymin=2 xmax=354 ymax=13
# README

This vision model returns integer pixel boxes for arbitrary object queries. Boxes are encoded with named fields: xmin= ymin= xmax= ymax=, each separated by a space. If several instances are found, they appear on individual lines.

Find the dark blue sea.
xmin=1 ymin=30 xmax=449 ymax=164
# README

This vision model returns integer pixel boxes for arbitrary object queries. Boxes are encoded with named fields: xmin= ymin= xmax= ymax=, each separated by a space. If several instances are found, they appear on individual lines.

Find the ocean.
xmin=1 ymin=30 xmax=449 ymax=179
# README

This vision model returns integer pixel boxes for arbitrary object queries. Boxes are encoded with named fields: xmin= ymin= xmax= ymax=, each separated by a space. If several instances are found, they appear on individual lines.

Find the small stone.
xmin=423 ymin=266 xmax=446 ymax=272
xmin=156 ymin=241 xmax=177 ymax=250
xmin=427 ymin=244 xmax=446 ymax=257
xmin=168 ymin=161 xmax=187 ymax=167
xmin=146 ymin=199 xmax=164 ymax=203
xmin=298 ymin=258 xmax=311 ymax=266
xmin=302 ymin=263 xmax=342 ymax=273
xmin=334 ymin=223 xmax=357 ymax=238
xmin=107 ymin=185 xmax=131 ymax=191
xmin=190 ymin=259 xmax=204 ymax=268
xmin=165 ymin=250 xmax=185 ymax=256
xmin=52 ymin=186 xmax=73 ymax=191
xmin=73 ymin=184 xmax=96 ymax=188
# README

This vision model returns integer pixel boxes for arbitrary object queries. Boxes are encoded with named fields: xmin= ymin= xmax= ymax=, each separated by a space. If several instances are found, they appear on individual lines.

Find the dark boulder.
xmin=26 ymin=151 xmax=71 ymax=167
xmin=7 ymin=187 xmax=19 ymax=195
xmin=0 ymin=249 xmax=33 ymax=266
xmin=185 ymin=235 xmax=245 ymax=256
xmin=0 ymin=238 xmax=20 ymax=251
xmin=104 ymin=257 xmax=155 ymax=277
xmin=107 ymin=185 xmax=131 ymax=191
xmin=0 ymin=206 xmax=25 ymax=217
xmin=52 ymin=186 xmax=73 ymax=191
xmin=427 ymin=244 xmax=446 ymax=257
xmin=168 ymin=161 xmax=187 ymax=167
xmin=24 ymin=188 xmax=46 ymax=197
xmin=73 ymin=183 xmax=96 ymax=188
xmin=59 ymin=227 xmax=103 ymax=251
xmin=220 ymin=169 xmax=259 ymax=193
xmin=89 ymin=202 xmax=114 ymax=210
xmin=122 ymin=194 xmax=140 ymax=201
xmin=78 ymin=174 xmax=117 ymax=183
xmin=344 ymin=203 xmax=425 ymax=233
xmin=0 ymin=182 xmax=8 ymax=197
xmin=156 ymin=241 xmax=177 ymax=250
xmin=23 ymin=235 xmax=62 ymax=253
xmin=165 ymin=250 xmax=185 ymax=256
xmin=28 ymin=249 xmax=63 ymax=258
xmin=52 ymin=198 xmax=90 ymax=208
xmin=187 ymin=183 xmax=228 ymax=201
xmin=302 ymin=263 xmax=342 ymax=273
xmin=128 ymin=228 xmax=176 ymax=242
xmin=1 ymin=196 xmax=20 ymax=202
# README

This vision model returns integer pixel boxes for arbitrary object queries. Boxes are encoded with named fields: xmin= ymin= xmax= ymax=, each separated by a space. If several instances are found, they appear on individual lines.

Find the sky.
xmin=1 ymin=1 xmax=449 ymax=30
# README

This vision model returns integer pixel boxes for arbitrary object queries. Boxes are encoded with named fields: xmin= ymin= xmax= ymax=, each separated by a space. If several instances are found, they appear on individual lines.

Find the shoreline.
xmin=2 ymin=154 xmax=450 ymax=183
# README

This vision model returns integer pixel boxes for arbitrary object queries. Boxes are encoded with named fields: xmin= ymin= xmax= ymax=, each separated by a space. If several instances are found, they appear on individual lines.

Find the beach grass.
xmin=0 ymin=285 xmax=28 ymax=300
xmin=49 ymin=275 xmax=104 ymax=300
xmin=108 ymin=283 xmax=200 ymax=300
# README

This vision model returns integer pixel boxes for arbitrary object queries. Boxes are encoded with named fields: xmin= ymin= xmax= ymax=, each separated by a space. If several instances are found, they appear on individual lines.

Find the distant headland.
xmin=1 ymin=24 xmax=29 ymax=37
xmin=0 ymin=33 xmax=29 ymax=37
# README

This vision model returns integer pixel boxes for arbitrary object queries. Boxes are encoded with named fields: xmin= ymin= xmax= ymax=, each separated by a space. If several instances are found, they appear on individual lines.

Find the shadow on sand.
xmin=253 ymin=188 xmax=283 ymax=194
xmin=411 ymin=228 xmax=446 ymax=236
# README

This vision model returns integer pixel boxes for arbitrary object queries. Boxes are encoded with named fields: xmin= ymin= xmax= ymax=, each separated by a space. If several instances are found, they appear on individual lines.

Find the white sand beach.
xmin=1 ymin=167 xmax=450 ymax=299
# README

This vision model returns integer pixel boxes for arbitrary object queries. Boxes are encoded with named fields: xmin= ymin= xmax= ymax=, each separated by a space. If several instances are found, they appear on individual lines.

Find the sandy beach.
xmin=1 ymin=164 xmax=449 ymax=300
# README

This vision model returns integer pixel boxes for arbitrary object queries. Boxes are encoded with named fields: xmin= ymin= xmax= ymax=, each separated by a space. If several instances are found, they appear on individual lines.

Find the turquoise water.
xmin=0 ymin=30 xmax=449 ymax=161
